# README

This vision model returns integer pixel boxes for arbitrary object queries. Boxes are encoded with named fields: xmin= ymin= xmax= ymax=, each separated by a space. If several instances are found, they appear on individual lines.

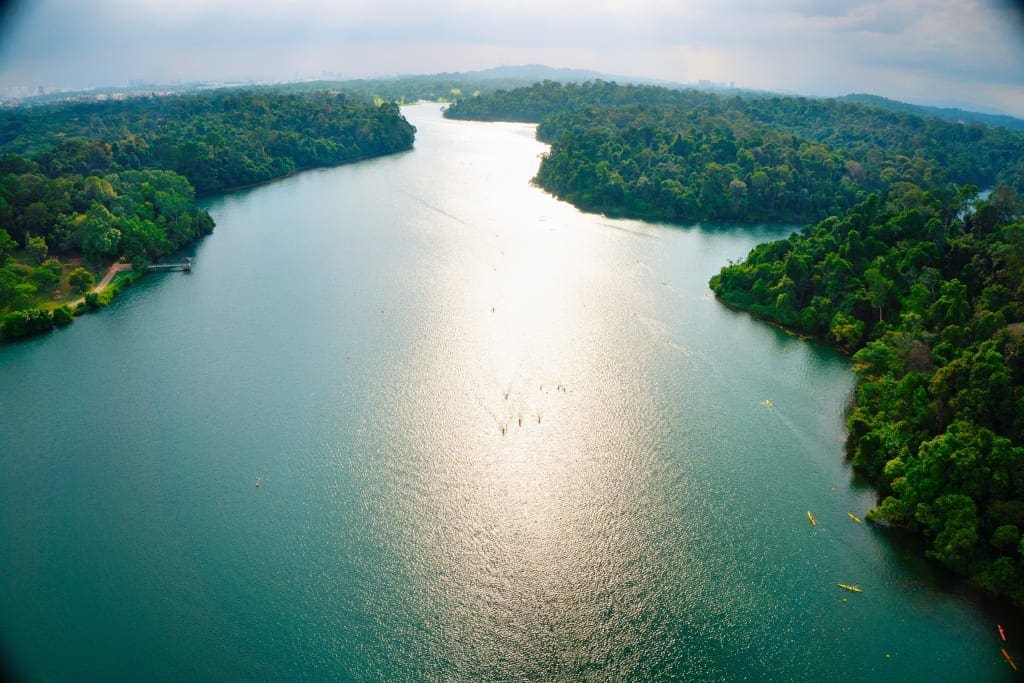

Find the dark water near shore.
xmin=0 ymin=104 xmax=1017 ymax=680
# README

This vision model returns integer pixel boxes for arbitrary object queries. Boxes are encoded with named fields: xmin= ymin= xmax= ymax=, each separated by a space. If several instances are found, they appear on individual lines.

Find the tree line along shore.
xmin=0 ymin=89 xmax=415 ymax=340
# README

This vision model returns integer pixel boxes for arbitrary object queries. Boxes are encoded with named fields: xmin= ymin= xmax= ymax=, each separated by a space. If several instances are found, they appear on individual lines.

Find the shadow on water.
xmin=871 ymin=522 xmax=1024 ymax=645
xmin=713 ymin=300 xmax=839 ymax=357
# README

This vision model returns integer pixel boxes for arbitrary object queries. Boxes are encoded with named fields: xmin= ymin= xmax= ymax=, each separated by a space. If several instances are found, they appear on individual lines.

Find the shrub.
xmin=68 ymin=267 xmax=95 ymax=294
xmin=51 ymin=305 xmax=73 ymax=327
xmin=1 ymin=308 xmax=53 ymax=340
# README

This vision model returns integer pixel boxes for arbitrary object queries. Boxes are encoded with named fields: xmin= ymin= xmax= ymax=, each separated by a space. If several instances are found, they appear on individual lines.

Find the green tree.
xmin=26 ymin=235 xmax=48 ymax=264
xmin=0 ymin=228 xmax=15 ymax=266
xmin=991 ymin=524 xmax=1020 ymax=554
xmin=919 ymin=493 xmax=980 ymax=565
xmin=864 ymin=262 xmax=895 ymax=323
xmin=68 ymin=267 xmax=94 ymax=294
xmin=28 ymin=259 xmax=61 ymax=290
xmin=1 ymin=307 xmax=53 ymax=339
xmin=931 ymin=279 xmax=970 ymax=327
xmin=829 ymin=312 xmax=864 ymax=352
xmin=51 ymin=305 xmax=73 ymax=327
xmin=76 ymin=203 xmax=121 ymax=265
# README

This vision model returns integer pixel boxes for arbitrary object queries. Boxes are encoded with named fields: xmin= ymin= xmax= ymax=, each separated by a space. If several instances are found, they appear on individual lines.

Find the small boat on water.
xmin=1002 ymin=648 xmax=1017 ymax=670
xmin=999 ymin=624 xmax=1007 ymax=641
xmin=848 ymin=512 xmax=863 ymax=523
xmin=837 ymin=583 xmax=862 ymax=593
xmin=807 ymin=511 xmax=817 ymax=527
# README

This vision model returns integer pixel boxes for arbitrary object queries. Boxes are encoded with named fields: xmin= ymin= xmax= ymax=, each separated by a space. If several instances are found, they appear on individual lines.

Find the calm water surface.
xmin=0 ymin=104 xmax=1017 ymax=680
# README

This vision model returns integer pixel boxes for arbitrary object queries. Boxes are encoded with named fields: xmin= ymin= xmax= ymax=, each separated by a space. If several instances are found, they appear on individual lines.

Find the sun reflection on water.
xmin=361 ymin=113 xmax=684 ymax=676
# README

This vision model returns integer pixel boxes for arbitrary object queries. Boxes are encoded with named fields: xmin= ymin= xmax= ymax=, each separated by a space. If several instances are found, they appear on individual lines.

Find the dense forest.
xmin=446 ymin=81 xmax=1024 ymax=224
xmin=444 ymin=80 xmax=725 ymax=122
xmin=711 ymin=190 xmax=1024 ymax=600
xmin=0 ymin=90 xmax=416 ymax=195
xmin=837 ymin=93 xmax=1024 ymax=132
xmin=1 ymin=90 xmax=416 ymax=339
xmin=270 ymin=66 xmax=617 ymax=105
xmin=448 ymin=80 xmax=1024 ymax=601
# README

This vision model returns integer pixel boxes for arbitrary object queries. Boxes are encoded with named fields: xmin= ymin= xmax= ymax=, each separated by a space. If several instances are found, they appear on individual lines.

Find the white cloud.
xmin=0 ymin=0 xmax=1022 ymax=114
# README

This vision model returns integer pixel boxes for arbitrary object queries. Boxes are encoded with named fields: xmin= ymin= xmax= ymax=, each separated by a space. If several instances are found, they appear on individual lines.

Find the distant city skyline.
xmin=1 ymin=0 xmax=1023 ymax=116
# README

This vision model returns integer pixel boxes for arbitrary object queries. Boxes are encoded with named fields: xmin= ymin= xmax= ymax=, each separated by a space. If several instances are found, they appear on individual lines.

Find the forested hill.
xmin=1 ymin=90 xmax=416 ymax=340
xmin=270 ymin=66 xmax=618 ymax=104
xmin=445 ymin=81 xmax=1024 ymax=225
xmin=711 ymin=190 xmax=1024 ymax=601
xmin=443 ymin=80 xmax=725 ymax=122
xmin=0 ymin=90 xmax=416 ymax=195
xmin=838 ymin=93 xmax=1024 ymax=132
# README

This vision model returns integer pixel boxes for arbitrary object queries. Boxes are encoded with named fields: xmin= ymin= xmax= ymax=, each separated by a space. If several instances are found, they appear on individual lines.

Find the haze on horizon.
xmin=1 ymin=0 xmax=1023 ymax=116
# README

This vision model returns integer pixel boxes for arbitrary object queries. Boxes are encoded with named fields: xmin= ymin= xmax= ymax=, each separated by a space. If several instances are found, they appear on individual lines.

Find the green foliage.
xmin=0 ymin=91 xmax=416 ymax=196
xmin=51 ymin=305 xmax=72 ymax=327
xmin=0 ymin=228 xmax=15 ymax=265
xmin=837 ymin=93 xmax=1024 ymax=132
xmin=445 ymin=81 xmax=1024 ymax=225
xmin=1 ymin=307 xmax=52 ymax=340
xmin=712 ymin=189 xmax=1024 ymax=599
xmin=96 ymin=271 xmax=139 ymax=305
xmin=830 ymin=313 xmax=865 ymax=352
xmin=0 ymin=88 xmax=417 ymax=324
xmin=68 ymin=267 xmax=94 ymax=294
xmin=25 ymin=235 xmax=47 ymax=264
xmin=919 ymin=493 xmax=980 ymax=565
xmin=28 ymin=259 xmax=61 ymax=290
xmin=991 ymin=524 xmax=1020 ymax=553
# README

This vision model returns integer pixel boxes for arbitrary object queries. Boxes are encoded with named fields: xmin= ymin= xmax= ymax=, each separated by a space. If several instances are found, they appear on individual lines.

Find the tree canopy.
xmin=711 ymin=190 xmax=1024 ymax=599
xmin=0 ymin=90 xmax=416 ymax=195
xmin=1 ymin=89 xmax=416 ymax=340
xmin=447 ymin=81 xmax=1024 ymax=224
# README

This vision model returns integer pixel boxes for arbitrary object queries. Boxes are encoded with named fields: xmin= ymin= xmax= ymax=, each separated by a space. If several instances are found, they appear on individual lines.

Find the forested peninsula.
xmin=0 ymin=90 xmax=415 ymax=340
xmin=446 ymin=81 xmax=1024 ymax=602
xmin=445 ymin=80 xmax=1024 ymax=224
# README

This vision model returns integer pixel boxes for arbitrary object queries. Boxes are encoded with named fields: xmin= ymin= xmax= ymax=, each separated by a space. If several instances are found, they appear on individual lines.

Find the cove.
xmin=0 ymin=103 xmax=1016 ymax=681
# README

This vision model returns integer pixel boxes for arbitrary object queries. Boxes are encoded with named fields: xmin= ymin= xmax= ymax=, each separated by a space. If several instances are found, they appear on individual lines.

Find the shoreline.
xmin=0 ymin=144 xmax=417 ymax=345
xmin=67 ymin=261 xmax=135 ymax=309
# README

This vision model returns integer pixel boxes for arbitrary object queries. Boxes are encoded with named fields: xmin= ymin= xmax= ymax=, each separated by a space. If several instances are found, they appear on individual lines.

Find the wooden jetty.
xmin=147 ymin=257 xmax=192 ymax=273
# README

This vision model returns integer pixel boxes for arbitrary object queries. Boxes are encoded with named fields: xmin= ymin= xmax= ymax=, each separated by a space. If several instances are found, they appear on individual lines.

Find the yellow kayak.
xmin=848 ymin=512 xmax=863 ymax=523
xmin=837 ymin=583 xmax=862 ymax=592
xmin=807 ymin=511 xmax=817 ymax=527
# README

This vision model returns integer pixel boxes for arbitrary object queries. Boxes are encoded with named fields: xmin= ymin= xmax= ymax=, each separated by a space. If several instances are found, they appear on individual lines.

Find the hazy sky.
xmin=1 ymin=0 xmax=1023 ymax=115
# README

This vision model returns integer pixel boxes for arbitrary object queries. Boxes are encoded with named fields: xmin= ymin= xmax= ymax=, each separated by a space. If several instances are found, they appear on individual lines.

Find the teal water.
xmin=0 ymin=104 xmax=1017 ymax=681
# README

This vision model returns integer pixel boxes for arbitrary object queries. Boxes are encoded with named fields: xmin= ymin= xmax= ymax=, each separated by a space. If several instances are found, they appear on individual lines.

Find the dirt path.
xmin=95 ymin=262 xmax=133 ymax=290
xmin=68 ymin=262 xmax=133 ymax=308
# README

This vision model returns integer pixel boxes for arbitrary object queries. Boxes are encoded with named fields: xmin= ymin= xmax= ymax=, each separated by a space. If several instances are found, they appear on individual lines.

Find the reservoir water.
xmin=0 ymin=104 xmax=1017 ymax=680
